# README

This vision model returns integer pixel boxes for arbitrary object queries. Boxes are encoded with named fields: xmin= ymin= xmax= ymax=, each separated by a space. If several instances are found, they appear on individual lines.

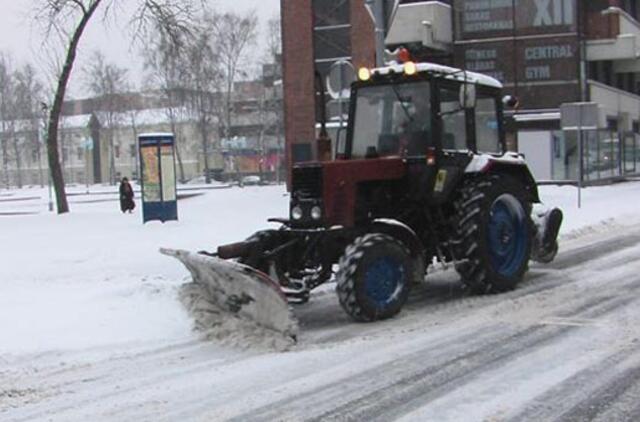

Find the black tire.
xmin=454 ymin=175 xmax=532 ymax=294
xmin=336 ymin=233 xmax=413 ymax=322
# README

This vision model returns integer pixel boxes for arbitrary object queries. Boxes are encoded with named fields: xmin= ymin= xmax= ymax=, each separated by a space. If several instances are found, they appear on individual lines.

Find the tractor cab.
xmin=290 ymin=62 xmax=521 ymax=230
xmin=344 ymin=62 xmax=506 ymax=162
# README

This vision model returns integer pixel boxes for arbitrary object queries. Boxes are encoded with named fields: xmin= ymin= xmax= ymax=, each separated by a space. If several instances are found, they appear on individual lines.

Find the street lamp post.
xmin=40 ymin=102 xmax=53 ymax=212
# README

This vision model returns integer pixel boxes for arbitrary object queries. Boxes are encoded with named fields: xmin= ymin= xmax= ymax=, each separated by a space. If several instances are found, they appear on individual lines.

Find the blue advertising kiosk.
xmin=139 ymin=133 xmax=178 ymax=223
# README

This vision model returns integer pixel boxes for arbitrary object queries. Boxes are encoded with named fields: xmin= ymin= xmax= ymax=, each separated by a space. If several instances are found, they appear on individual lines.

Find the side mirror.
xmin=503 ymin=95 xmax=519 ymax=109
xmin=459 ymin=83 xmax=476 ymax=109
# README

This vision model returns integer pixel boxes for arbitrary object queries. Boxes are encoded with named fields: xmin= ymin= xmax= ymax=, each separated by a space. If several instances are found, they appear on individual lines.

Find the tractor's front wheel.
xmin=454 ymin=175 xmax=532 ymax=294
xmin=336 ymin=233 xmax=413 ymax=322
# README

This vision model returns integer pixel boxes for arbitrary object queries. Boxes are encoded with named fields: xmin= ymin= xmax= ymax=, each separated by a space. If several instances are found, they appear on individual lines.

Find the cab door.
xmin=431 ymin=80 xmax=474 ymax=203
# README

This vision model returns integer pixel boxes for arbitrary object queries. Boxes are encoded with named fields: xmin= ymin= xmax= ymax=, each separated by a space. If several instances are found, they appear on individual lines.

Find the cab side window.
xmin=439 ymin=86 xmax=468 ymax=151
xmin=475 ymin=96 xmax=501 ymax=153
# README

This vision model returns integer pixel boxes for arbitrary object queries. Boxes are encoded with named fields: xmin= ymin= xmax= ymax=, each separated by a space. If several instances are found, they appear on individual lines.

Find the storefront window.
xmin=623 ymin=132 xmax=637 ymax=174
xmin=552 ymin=130 xmax=578 ymax=181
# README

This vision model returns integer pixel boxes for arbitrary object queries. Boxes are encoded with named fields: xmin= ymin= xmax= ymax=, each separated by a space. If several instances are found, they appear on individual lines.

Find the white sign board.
xmin=561 ymin=102 xmax=604 ymax=130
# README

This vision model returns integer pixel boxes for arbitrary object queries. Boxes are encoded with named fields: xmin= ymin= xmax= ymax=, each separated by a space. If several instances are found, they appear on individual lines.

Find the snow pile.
xmin=162 ymin=248 xmax=298 ymax=351
xmin=179 ymin=282 xmax=296 ymax=352
xmin=0 ymin=184 xmax=289 ymax=359
xmin=538 ymin=181 xmax=640 ymax=235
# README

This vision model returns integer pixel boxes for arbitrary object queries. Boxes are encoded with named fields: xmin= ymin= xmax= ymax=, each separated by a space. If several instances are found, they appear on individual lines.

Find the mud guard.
xmin=161 ymin=248 xmax=298 ymax=340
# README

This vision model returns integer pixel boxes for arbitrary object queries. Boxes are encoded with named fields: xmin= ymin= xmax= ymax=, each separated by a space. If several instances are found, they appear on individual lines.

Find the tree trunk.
xmin=36 ymin=123 xmax=44 ymax=188
xmin=46 ymin=0 xmax=103 ymax=213
xmin=200 ymin=118 xmax=210 ymax=183
xmin=108 ymin=129 xmax=115 ymax=185
xmin=172 ymin=125 xmax=186 ymax=183
xmin=12 ymin=136 xmax=22 ymax=188
xmin=168 ymin=110 xmax=185 ymax=183
xmin=1 ymin=135 xmax=9 ymax=189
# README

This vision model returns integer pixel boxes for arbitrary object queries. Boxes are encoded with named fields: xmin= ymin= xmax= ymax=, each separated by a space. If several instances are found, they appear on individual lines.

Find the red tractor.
xmin=164 ymin=61 xmax=562 ymax=335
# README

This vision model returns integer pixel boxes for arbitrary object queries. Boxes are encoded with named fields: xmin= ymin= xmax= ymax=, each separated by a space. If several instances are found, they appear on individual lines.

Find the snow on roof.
xmin=513 ymin=112 xmax=561 ymax=122
xmin=138 ymin=132 xmax=174 ymax=138
xmin=58 ymin=106 xmax=193 ymax=130
xmin=371 ymin=62 xmax=503 ymax=89
xmin=62 ymin=114 xmax=92 ymax=129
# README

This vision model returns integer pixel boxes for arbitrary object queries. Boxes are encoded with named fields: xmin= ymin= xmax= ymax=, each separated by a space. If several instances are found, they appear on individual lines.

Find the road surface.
xmin=2 ymin=223 xmax=640 ymax=421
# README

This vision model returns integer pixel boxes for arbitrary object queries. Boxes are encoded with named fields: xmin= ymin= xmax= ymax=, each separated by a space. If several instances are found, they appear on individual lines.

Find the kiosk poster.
xmin=141 ymin=146 xmax=161 ymax=202
xmin=161 ymin=145 xmax=176 ymax=202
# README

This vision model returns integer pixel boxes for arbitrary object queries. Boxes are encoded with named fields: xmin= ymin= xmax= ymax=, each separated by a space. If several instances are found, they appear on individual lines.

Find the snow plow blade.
xmin=160 ymin=248 xmax=298 ymax=341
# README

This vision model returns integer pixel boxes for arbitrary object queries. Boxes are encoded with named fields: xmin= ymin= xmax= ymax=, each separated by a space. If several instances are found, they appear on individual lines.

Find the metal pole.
xmin=85 ymin=141 xmax=89 ymax=194
xmin=577 ymin=106 xmax=583 ymax=209
xmin=366 ymin=0 xmax=386 ymax=67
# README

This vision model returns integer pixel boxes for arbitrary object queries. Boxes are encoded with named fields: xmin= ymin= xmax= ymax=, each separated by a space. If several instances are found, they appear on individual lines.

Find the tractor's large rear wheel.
xmin=336 ymin=233 xmax=413 ymax=322
xmin=454 ymin=175 xmax=532 ymax=294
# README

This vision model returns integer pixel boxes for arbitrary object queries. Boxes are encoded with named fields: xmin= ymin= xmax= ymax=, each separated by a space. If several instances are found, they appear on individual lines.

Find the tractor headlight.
xmin=311 ymin=206 xmax=322 ymax=220
xmin=291 ymin=205 xmax=303 ymax=220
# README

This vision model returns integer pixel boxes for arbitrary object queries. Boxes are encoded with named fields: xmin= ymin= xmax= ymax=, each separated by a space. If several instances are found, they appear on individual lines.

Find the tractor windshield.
xmin=350 ymin=81 xmax=431 ymax=159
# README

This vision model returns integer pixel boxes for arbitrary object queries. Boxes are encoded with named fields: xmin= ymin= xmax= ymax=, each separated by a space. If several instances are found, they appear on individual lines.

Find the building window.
xmin=115 ymin=145 xmax=120 ymax=158
xmin=313 ymin=0 xmax=349 ymax=27
xmin=313 ymin=0 xmax=352 ymax=125
xmin=313 ymin=0 xmax=352 ymax=77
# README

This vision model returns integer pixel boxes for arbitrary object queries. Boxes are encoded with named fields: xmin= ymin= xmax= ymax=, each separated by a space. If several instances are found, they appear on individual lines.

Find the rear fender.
xmin=465 ymin=154 xmax=540 ymax=203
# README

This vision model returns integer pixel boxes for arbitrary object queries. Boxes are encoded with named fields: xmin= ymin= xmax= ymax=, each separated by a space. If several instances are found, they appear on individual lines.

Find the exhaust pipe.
xmin=217 ymin=240 xmax=260 ymax=260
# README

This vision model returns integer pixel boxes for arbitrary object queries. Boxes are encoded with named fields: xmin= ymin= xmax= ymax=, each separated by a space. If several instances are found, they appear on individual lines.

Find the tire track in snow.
xmin=230 ymin=280 xmax=640 ymax=422
xmin=297 ymin=228 xmax=640 ymax=347
xmin=507 ymin=347 xmax=640 ymax=422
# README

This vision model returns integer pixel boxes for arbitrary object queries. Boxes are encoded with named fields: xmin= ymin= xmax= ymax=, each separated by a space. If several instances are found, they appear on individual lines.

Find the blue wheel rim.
xmin=364 ymin=257 xmax=405 ymax=308
xmin=487 ymin=194 xmax=529 ymax=277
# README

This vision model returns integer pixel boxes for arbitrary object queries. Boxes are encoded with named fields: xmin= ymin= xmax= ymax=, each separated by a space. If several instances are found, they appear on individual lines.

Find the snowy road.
xmin=3 ymin=219 xmax=640 ymax=421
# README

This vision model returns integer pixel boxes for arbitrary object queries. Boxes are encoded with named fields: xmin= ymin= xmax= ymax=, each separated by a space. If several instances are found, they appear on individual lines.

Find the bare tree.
xmin=258 ymin=15 xmax=284 ymax=183
xmin=14 ymin=65 xmax=46 ymax=188
xmin=266 ymin=15 xmax=282 ymax=65
xmin=33 ymin=0 xmax=202 ymax=213
xmin=0 ymin=55 xmax=14 ymax=189
xmin=207 ymin=10 xmax=258 ymax=141
xmin=143 ymin=30 xmax=189 ymax=182
xmin=84 ymin=50 xmax=129 ymax=185
xmin=183 ymin=27 xmax=221 ymax=183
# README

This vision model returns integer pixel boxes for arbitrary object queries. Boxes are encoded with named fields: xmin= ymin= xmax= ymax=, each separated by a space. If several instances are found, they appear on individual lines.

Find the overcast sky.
xmin=0 ymin=0 xmax=280 ymax=98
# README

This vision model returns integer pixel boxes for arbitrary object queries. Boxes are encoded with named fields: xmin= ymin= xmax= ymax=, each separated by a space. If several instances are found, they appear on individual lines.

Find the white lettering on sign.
xmin=465 ymin=49 xmax=498 ymax=60
xmin=462 ymin=0 xmax=513 ymax=33
xmin=467 ymin=60 xmax=496 ymax=71
xmin=464 ymin=20 xmax=513 ymax=32
xmin=534 ymin=0 xmax=573 ymax=27
xmin=464 ymin=48 xmax=504 ymax=81
xmin=465 ymin=11 xmax=491 ymax=22
xmin=465 ymin=0 xmax=512 ymax=11
xmin=525 ymin=44 xmax=574 ymax=60
xmin=526 ymin=66 xmax=551 ymax=80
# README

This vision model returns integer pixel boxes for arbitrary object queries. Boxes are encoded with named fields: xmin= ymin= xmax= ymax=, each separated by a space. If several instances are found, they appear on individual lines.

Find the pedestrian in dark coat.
xmin=119 ymin=177 xmax=135 ymax=213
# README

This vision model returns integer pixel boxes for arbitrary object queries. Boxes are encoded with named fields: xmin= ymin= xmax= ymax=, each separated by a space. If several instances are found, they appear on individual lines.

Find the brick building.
xmin=281 ymin=0 xmax=640 ymax=181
